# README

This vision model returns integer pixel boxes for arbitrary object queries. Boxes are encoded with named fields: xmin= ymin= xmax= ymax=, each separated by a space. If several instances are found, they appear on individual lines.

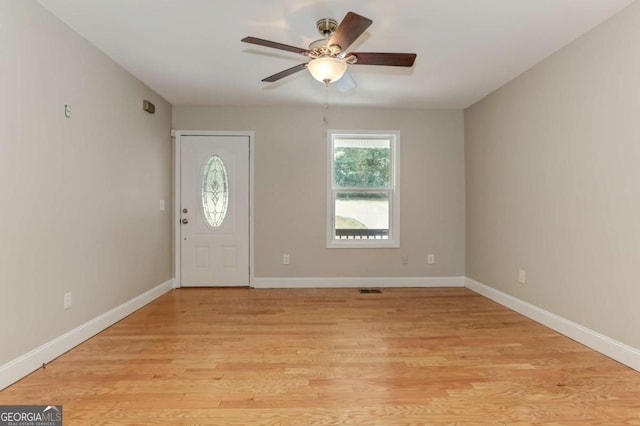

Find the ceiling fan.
xmin=241 ymin=11 xmax=416 ymax=91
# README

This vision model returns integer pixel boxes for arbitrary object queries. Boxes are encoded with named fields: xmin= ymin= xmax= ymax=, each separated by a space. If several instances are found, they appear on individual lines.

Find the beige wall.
xmin=465 ymin=2 xmax=640 ymax=348
xmin=0 ymin=1 xmax=173 ymax=366
xmin=173 ymin=106 xmax=465 ymax=278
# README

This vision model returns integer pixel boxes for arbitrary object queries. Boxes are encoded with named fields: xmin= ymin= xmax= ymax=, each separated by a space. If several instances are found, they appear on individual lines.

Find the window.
xmin=201 ymin=155 xmax=229 ymax=228
xmin=327 ymin=130 xmax=400 ymax=248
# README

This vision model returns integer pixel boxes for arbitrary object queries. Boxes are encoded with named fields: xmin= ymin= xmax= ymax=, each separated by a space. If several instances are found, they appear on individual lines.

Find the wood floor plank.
xmin=1 ymin=287 xmax=639 ymax=424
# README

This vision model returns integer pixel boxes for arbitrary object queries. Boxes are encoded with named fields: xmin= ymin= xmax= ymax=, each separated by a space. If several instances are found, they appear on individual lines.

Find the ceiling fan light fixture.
xmin=242 ymin=11 xmax=416 ymax=85
xmin=307 ymin=57 xmax=347 ymax=84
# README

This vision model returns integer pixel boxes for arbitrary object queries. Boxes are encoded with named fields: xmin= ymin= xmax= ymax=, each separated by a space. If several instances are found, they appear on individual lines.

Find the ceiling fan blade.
xmin=335 ymin=71 xmax=357 ymax=92
xmin=329 ymin=12 xmax=372 ymax=53
xmin=262 ymin=63 xmax=308 ymax=82
xmin=242 ymin=36 xmax=309 ymax=55
xmin=351 ymin=52 xmax=417 ymax=67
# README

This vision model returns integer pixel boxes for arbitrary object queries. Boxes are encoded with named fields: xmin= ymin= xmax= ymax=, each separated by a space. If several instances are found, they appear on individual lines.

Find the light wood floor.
xmin=1 ymin=288 xmax=640 ymax=425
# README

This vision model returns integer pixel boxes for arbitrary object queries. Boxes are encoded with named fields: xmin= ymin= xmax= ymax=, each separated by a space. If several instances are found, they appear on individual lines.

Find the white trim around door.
xmin=172 ymin=130 xmax=255 ymax=288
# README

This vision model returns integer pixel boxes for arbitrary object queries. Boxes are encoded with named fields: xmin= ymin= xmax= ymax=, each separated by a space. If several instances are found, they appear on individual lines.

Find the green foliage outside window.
xmin=334 ymin=147 xmax=390 ymax=189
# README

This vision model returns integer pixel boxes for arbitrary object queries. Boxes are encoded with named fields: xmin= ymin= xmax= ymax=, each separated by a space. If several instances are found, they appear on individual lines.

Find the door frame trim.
xmin=171 ymin=130 xmax=255 ymax=288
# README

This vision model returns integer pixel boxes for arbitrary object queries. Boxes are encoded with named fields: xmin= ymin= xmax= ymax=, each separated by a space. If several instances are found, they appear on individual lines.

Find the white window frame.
xmin=326 ymin=130 xmax=400 ymax=249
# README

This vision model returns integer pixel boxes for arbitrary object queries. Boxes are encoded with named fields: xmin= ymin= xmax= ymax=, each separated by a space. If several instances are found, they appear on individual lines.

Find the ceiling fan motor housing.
xmin=316 ymin=18 xmax=338 ymax=37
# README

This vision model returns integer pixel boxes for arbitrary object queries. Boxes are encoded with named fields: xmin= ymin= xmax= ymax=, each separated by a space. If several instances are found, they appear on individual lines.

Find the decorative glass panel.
xmin=201 ymin=155 xmax=229 ymax=228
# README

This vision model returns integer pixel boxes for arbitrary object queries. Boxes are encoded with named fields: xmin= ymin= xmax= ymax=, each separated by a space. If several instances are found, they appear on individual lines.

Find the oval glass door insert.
xmin=201 ymin=155 xmax=229 ymax=228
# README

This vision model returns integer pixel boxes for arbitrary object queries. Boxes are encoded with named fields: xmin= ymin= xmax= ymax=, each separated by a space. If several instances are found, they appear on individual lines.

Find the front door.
xmin=180 ymin=135 xmax=249 ymax=286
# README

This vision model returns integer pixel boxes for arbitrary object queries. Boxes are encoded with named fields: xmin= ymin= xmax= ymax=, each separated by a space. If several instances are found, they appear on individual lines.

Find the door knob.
xmin=181 ymin=218 xmax=188 ymax=224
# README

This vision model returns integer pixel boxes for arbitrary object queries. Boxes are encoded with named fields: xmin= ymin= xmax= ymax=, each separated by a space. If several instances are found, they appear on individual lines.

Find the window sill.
xmin=327 ymin=239 xmax=400 ymax=249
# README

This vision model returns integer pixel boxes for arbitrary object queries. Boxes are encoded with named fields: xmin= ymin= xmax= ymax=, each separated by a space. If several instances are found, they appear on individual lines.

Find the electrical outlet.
xmin=518 ymin=269 xmax=526 ymax=284
xmin=401 ymin=255 xmax=409 ymax=265
xmin=64 ymin=104 xmax=71 ymax=118
xmin=427 ymin=254 xmax=435 ymax=265
xmin=283 ymin=254 xmax=290 ymax=265
xmin=63 ymin=292 xmax=72 ymax=310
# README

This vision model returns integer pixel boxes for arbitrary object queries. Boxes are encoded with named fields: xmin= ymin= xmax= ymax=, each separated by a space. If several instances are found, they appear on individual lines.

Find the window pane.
xmin=201 ymin=155 xmax=229 ymax=228
xmin=333 ymin=139 xmax=390 ymax=188
xmin=334 ymin=192 xmax=389 ymax=240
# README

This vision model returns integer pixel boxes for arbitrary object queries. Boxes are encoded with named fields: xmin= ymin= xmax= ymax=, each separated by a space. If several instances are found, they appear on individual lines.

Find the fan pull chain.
xmin=323 ymin=84 xmax=330 ymax=126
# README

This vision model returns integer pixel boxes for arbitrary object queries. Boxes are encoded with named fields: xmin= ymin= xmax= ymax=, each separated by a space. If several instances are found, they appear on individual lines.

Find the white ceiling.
xmin=38 ymin=0 xmax=634 ymax=109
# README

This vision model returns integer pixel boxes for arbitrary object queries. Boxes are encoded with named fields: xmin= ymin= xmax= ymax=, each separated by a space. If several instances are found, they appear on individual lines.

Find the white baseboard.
xmin=0 ymin=279 xmax=174 ymax=391
xmin=465 ymin=277 xmax=640 ymax=372
xmin=252 ymin=276 xmax=465 ymax=289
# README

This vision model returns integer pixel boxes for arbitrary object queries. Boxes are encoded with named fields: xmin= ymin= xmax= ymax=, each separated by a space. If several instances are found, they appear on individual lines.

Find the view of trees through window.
xmin=332 ymin=137 xmax=392 ymax=239
xmin=334 ymin=146 xmax=390 ymax=188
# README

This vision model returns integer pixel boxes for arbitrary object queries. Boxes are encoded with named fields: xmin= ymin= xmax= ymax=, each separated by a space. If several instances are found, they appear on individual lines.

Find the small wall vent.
xmin=143 ymin=100 xmax=156 ymax=114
